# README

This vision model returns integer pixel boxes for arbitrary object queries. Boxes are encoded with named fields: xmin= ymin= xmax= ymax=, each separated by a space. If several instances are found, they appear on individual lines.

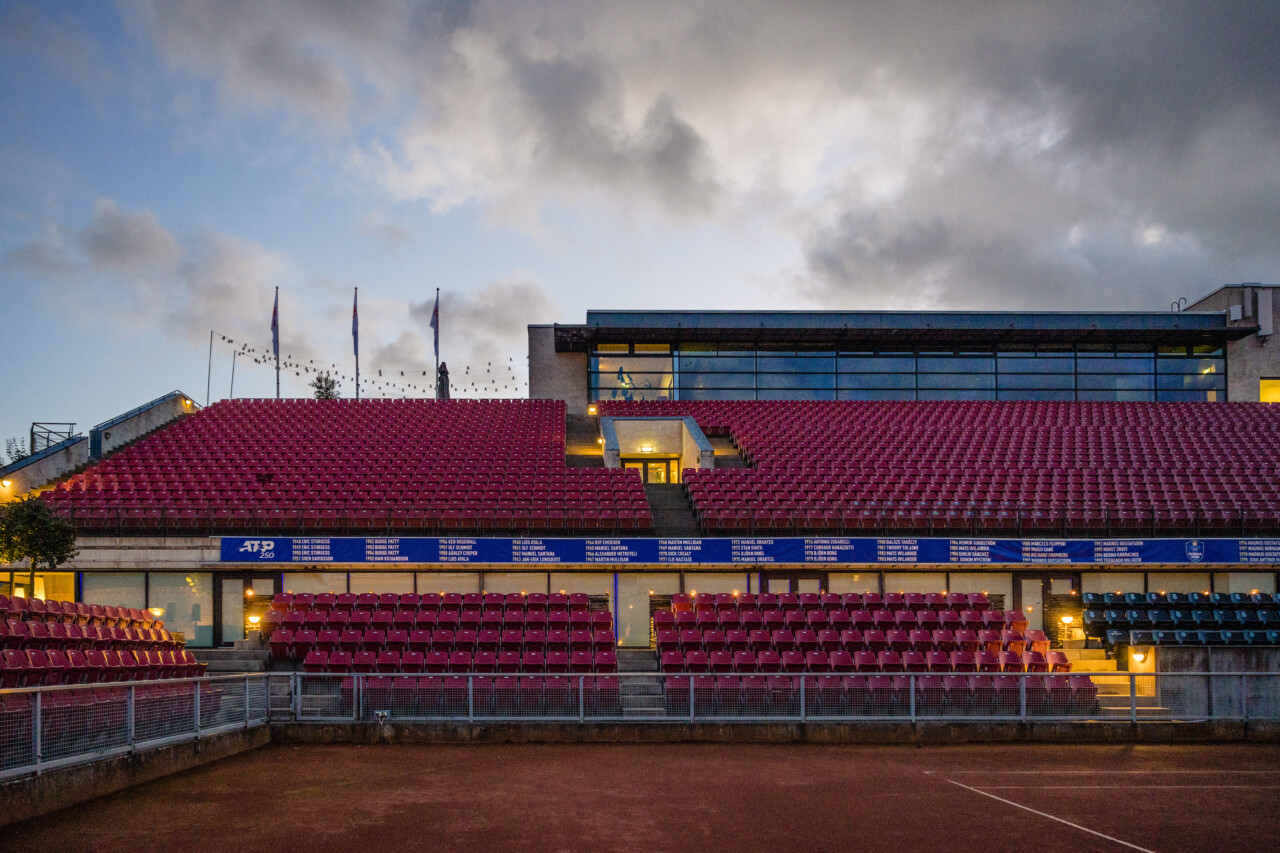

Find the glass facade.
xmin=589 ymin=344 xmax=1226 ymax=402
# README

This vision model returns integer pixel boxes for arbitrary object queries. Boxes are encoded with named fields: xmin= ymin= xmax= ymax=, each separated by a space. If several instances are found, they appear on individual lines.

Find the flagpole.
xmin=205 ymin=330 xmax=213 ymax=406
xmin=354 ymin=286 xmax=360 ymax=401
xmin=434 ymin=287 xmax=440 ymax=380
xmin=274 ymin=286 xmax=280 ymax=400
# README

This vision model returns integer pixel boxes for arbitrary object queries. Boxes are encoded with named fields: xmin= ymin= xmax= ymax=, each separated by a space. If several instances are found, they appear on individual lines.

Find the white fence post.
xmin=193 ymin=680 xmax=202 ymax=735
xmin=127 ymin=684 xmax=136 ymax=750
xmin=1129 ymin=673 xmax=1137 ymax=723
xmin=32 ymin=691 xmax=42 ymax=772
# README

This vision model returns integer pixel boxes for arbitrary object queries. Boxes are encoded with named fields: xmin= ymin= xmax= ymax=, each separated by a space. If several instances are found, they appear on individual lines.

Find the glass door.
xmin=215 ymin=574 xmax=278 ymax=646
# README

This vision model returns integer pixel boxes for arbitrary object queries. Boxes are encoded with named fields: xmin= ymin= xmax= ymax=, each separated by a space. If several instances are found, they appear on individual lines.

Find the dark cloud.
xmin=79 ymin=199 xmax=182 ymax=274
xmin=124 ymin=1 xmax=1280 ymax=308
xmin=0 ymin=3 xmax=115 ymax=91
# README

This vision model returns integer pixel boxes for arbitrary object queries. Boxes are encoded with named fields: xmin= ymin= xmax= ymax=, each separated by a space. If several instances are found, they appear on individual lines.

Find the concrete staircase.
xmin=565 ymin=414 xmax=604 ymax=465
xmin=192 ymin=648 xmax=272 ymax=673
xmin=710 ymin=437 xmax=748 ymax=468
xmin=1059 ymin=648 xmax=1118 ymax=673
xmin=616 ymin=649 xmax=664 ymax=717
xmin=645 ymin=484 xmax=701 ymax=537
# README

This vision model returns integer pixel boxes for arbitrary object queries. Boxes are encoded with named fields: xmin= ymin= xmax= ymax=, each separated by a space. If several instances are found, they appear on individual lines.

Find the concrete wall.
xmin=91 ymin=393 xmax=198 ymax=459
xmin=0 ymin=725 xmax=268 ymax=828
xmin=528 ymin=325 xmax=589 ymax=412
xmin=1188 ymin=285 xmax=1280 ymax=402
xmin=0 ymin=437 xmax=89 ymax=501
xmin=680 ymin=417 xmax=715 ymax=471
xmin=1153 ymin=646 xmax=1280 ymax=720
xmin=63 ymin=537 xmax=219 ymax=572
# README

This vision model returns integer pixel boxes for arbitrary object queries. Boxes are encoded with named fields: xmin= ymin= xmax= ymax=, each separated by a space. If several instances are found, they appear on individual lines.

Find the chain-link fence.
xmin=275 ymin=671 xmax=1280 ymax=724
xmin=0 ymin=675 xmax=270 ymax=781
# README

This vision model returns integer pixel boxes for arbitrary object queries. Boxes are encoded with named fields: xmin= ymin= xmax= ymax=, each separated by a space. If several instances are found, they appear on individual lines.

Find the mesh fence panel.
xmin=135 ymin=683 xmax=197 ymax=743
xmin=0 ymin=693 xmax=35 ymax=771
xmin=39 ymin=687 xmax=112 ymax=762
xmin=202 ymin=680 xmax=247 ymax=729
xmin=247 ymin=678 xmax=271 ymax=723
xmin=297 ymin=675 xmax=354 ymax=720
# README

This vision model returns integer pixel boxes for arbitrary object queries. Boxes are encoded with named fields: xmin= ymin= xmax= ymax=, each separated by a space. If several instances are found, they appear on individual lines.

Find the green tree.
xmin=310 ymin=371 xmax=340 ymax=400
xmin=0 ymin=494 xmax=79 ymax=594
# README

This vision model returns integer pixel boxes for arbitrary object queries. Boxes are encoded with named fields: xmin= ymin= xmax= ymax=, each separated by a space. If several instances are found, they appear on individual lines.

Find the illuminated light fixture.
xmin=244 ymin=588 xmax=255 ymax=597
xmin=732 ymin=589 xmax=740 ymax=597
xmin=1159 ymin=590 xmax=1166 ymax=595
xmin=982 ymin=590 xmax=988 ymax=595
xmin=184 ymin=399 xmax=193 ymax=405
xmin=1132 ymin=650 xmax=1146 ymax=664
xmin=689 ymin=590 xmax=696 ymax=596
xmin=1203 ymin=590 xmax=1210 ymax=595
xmin=1251 ymin=589 xmax=1260 ymax=595
xmin=148 ymin=607 xmax=165 ymax=618
xmin=1025 ymin=606 xmax=1034 ymax=613
xmin=0 ymin=479 xmax=9 ymax=488
xmin=521 ymin=591 xmax=527 ymax=596
xmin=1060 ymin=615 xmax=1075 ymax=626
xmin=649 ymin=589 xmax=655 ymax=595
xmin=560 ymin=590 xmax=566 ymax=594
xmin=248 ymin=615 xmax=261 ymax=626
xmin=588 ymin=405 xmax=597 ymax=415
xmin=597 ymin=437 xmax=604 ymax=444
xmin=640 ymin=445 xmax=654 ymax=453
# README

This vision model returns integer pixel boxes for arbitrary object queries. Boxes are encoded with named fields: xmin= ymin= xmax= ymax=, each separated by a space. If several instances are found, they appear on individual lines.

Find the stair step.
xmin=620 ymin=695 xmax=666 ymax=710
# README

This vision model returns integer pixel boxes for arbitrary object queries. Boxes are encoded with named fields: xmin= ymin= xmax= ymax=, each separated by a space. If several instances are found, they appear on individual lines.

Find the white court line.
xmin=945 ymin=769 xmax=1280 ymax=775
xmin=977 ymin=785 xmax=1280 ymax=790
xmin=945 ymin=779 xmax=1157 ymax=853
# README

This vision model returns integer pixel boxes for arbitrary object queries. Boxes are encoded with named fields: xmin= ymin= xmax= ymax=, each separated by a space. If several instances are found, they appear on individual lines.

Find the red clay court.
xmin=4 ymin=742 xmax=1278 ymax=852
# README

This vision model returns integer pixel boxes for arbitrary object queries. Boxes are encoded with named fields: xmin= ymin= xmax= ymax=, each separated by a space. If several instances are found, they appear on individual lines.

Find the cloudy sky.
xmin=3 ymin=1 xmax=1279 ymax=449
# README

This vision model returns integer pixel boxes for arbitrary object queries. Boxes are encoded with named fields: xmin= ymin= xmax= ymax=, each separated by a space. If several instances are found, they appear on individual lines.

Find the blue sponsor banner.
xmin=218 ymin=536 xmax=1280 ymax=566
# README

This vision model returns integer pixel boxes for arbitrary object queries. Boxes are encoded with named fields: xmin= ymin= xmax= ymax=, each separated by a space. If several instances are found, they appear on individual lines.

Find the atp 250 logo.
xmin=237 ymin=540 xmax=277 ymax=559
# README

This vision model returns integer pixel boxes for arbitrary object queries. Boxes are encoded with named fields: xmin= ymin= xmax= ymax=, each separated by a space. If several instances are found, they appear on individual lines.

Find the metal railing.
xmin=0 ymin=674 xmax=270 ymax=782
xmin=270 ymin=671 xmax=1280 ymax=725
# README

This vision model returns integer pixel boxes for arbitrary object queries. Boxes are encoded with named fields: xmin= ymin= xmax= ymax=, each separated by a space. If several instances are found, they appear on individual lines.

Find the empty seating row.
xmin=0 ymin=595 xmax=161 ymax=628
xmin=662 ymin=673 xmax=1099 ymax=716
xmin=268 ymin=608 xmax=613 ymax=634
xmin=0 ymin=648 xmax=206 ymax=687
xmin=1084 ymin=591 xmax=1279 ymax=610
xmin=300 ymin=649 xmax=619 ymax=674
xmin=671 ymin=591 xmax=992 ymax=612
xmin=1085 ymin=609 xmax=1280 ymax=635
xmin=272 ymin=591 xmax=597 ymax=613
xmin=1 ymin=620 xmax=180 ymax=651
xmin=660 ymin=648 xmax=1069 ymax=674
xmin=1114 ymin=629 xmax=1280 ymax=647
xmin=654 ymin=609 xmax=1020 ymax=633
xmin=272 ymin=628 xmax=617 ymax=661
xmin=657 ymin=628 xmax=1047 ymax=656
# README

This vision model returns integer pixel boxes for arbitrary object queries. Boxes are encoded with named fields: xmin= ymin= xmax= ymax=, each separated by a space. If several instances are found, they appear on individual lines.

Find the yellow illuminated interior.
xmin=1261 ymin=379 xmax=1280 ymax=404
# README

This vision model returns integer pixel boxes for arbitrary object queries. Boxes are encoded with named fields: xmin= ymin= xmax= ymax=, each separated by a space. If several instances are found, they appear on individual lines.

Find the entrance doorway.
xmin=1013 ymin=572 xmax=1082 ymax=647
xmin=214 ymin=573 xmax=278 ymax=647
xmin=623 ymin=457 xmax=680 ymax=484
xmin=763 ymin=572 xmax=829 ymax=594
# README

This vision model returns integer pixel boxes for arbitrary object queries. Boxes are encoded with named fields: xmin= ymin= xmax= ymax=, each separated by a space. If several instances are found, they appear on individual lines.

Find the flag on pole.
xmin=352 ymin=289 xmax=359 ymax=355
xmin=429 ymin=290 xmax=440 ymax=360
xmin=270 ymin=288 xmax=279 ymax=359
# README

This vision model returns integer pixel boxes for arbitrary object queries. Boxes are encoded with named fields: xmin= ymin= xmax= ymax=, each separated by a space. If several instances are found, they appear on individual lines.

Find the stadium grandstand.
xmin=2 ymin=290 xmax=1280 ymax=825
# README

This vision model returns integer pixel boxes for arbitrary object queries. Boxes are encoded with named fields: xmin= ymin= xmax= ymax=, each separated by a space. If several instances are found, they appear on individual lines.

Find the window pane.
xmin=678 ymin=372 xmax=757 ymax=389
xmin=677 ymin=355 xmax=755 ymax=372
xmin=1077 ymin=374 xmax=1155 ymax=390
xmin=997 ymin=389 xmax=1075 ymax=401
xmin=549 ymin=572 xmax=614 ymax=596
xmin=997 ymin=373 xmax=1076 ymax=390
xmin=839 ymin=389 xmax=916 ymax=401
xmin=148 ymin=573 xmax=214 ymax=647
xmin=1156 ymin=390 xmax=1219 ymax=402
xmin=838 ymin=357 xmax=915 ymax=372
xmin=998 ymin=356 xmax=1075 ymax=373
xmin=918 ymin=389 xmax=996 ymax=400
xmin=1077 ymin=390 xmax=1154 ymax=401
xmin=917 ymin=373 xmax=996 ymax=390
xmin=827 ymin=573 xmax=879 ymax=594
xmin=683 ymin=573 xmax=748 ymax=595
xmin=81 ymin=572 xmax=146 ymax=609
xmin=682 ymin=388 xmax=753 ymax=401
xmin=884 ymin=573 xmax=947 ymax=594
xmin=757 ymin=356 xmax=835 ymax=372
xmin=758 ymin=388 xmax=837 ymax=400
xmin=1156 ymin=358 xmax=1222 ymax=374
xmin=838 ymin=373 xmax=915 ymax=389
xmin=757 ymin=372 xmax=836 ymax=389
xmin=1157 ymin=373 xmax=1225 ymax=391
xmin=918 ymin=357 xmax=994 ymax=373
